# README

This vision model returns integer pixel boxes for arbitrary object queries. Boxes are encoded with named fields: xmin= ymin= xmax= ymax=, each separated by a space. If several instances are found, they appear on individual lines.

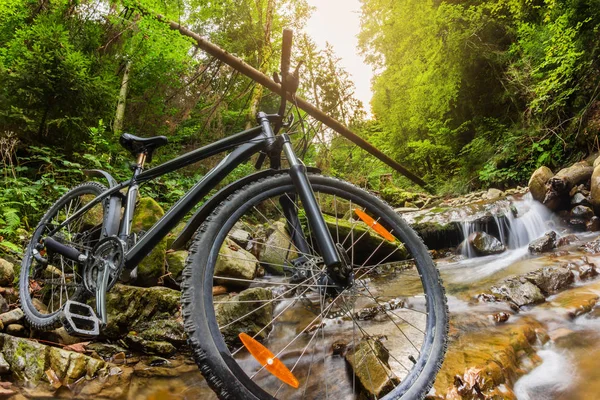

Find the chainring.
xmin=83 ymin=236 xmax=126 ymax=293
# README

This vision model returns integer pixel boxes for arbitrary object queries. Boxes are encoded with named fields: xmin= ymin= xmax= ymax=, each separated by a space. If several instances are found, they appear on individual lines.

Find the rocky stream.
xmin=2 ymin=157 xmax=600 ymax=399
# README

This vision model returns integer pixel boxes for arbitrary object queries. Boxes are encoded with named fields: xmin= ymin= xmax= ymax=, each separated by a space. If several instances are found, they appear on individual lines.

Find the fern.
xmin=0 ymin=205 xmax=21 ymax=236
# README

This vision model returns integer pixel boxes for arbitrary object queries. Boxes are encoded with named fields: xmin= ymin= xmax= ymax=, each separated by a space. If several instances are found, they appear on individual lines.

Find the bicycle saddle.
xmin=119 ymin=133 xmax=168 ymax=162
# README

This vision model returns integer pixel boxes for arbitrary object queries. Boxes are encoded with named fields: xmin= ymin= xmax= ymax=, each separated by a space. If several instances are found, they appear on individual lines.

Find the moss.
xmin=132 ymin=197 xmax=167 ymax=286
xmin=1 ymin=333 xmax=48 ymax=383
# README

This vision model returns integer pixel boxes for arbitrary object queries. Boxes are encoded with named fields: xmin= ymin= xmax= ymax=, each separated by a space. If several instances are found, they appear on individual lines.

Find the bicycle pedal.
xmin=60 ymin=300 xmax=101 ymax=337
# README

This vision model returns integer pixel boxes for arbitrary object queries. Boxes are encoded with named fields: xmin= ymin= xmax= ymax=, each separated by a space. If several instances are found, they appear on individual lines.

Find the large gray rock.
xmin=591 ymin=166 xmax=600 ymax=210
xmin=571 ymin=205 xmax=594 ymax=220
xmin=345 ymin=338 xmax=399 ymax=398
xmin=257 ymin=221 xmax=299 ymax=274
xmin=0 ymin=258 xmax=14 ymax=286
xmin=215 ymin=287 xmax=273 ymax=346
xmin=491 ymin=278 xmax=545 ymax=307
xmin=215 ymin=238 xmax=258 ymax=287
xmin=525 ymin=267 xmax=574 ymax=295
xmin=104 ymin=284 xmax=180 ymax=340
xmin=528 ymin=166 xmax=554 ymax=202
xmin=463 ymin=232 xmax=505 ymax=256
xmin=528 ymin=231 xmax=557 ymax=254
xmin=0 ymin=308 xmax=24 ymax=326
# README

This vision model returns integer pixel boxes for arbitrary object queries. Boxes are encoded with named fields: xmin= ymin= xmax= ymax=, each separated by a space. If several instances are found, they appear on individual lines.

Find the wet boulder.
xmin=104 ymin=284 xmax=181 ymax=339
xmin=323 ymin=214 xmax=408 ymax=263
xmin=215 ymin=287 xmax=273 ymax=346
xmin=544 ymin=162 xmax=593 ymax=211
xmin=125 ymin=333 xmax=176 ymax=357
xmin=165 ymin=250 xmax=188 ymax=285
xmin=0 ymin=333 xmax=105 ymax=385
xmin=0 ymin=258 xmax=14 ymax=286
xmin=345 ymin=338 xmax=399 ymax=398
xmin=215 ymin=238 xmax=258 ymax=287
xmin=528 ymin=166 xmax=554 ymax=203
xmin=571 ymin=192 xmax=590 ymax=207
xmin=525 ymin=267 xmax=574 ymax=295
xmin=229 ymin=228 xmax=252 ymax=249
xmin=464 ymin=232 xmax=505 ymax=256
xmin=591 ymin=165 xmax=600 ymax=210
xmin=528 ymin=231 xmax=557 ymax=254
xmin=571 ymin=205 xmax=594 ymax=220
xmin=491 ymin=277 xmax=545 ymax=307
xmin=582 ymin=237 xmax=600 ymax=254
xmin=131 ymin=197 xmax=167 ymax=286
xmin=587 ymin=216 xmax=600 ymax=232
xmin=257 ymin=221 xmax=299 ymax=275
xmin=485 ymin=188 xmax=504 ymax=200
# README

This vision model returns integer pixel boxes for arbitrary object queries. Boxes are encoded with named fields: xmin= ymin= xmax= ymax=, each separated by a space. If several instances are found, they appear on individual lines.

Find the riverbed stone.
xmin=1 ymin=334 xmax=47 ymax=383
xmin=131 ymin=197 xmax=167 ymax=286
xmin=0 ymin=308 xmax=24 ymax=326
xmin=215 ymin=238 xmax=258 ymax=286
xmin=0 ymin=258 xmax=14 ymax=286
xmin=591 ymin=165 xmax=600 ymax=210
xmin=258 ymin=221 xmax=298 ymax=274
xmin=104 ymin=284 xmax=181 ymax=339
xmin=467 ymin=232 xmax=505 ymax=256
xmin=135 ymin=319 xmax=186 ymax=346
xmin=125 ymin=334 xmax=176 ymax=357
xmin=528 ymin=166 xmax=554 ymax=202
xmin=215 ymin=287 xmax=273 ymax=345
xmin=345 ymin=338 xmax=399 ymax=398
xmin=572 ymin=192 xmax=590 ymax=207
xmin=491 ymin=277 xmax=545 ymax=307
xmin=165 ymin=250 xmax=187 ymax=283
xmin=528 ymin=231 xmax=557 ymax=254
xmin=582 ymin=237 xmax=600 ymax=253
xmin=433 ymin=318 xmax=545 ymax=399
xmin=571 ymin=205 xmax=594 ymax=220
xmin=587 ymin=216 xmax=600 ymax=231
xmin=229 ymin=228 xmax=252 ymax=248
xmin=0 ymin=353 xmax=9 ymax=374
xmin=525 ymin=266 xmax=574 ymax=295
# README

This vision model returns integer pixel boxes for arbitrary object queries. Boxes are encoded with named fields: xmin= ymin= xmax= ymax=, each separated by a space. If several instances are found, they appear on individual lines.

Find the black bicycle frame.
xmin=50 ymin=113 xmax=341 ymax=272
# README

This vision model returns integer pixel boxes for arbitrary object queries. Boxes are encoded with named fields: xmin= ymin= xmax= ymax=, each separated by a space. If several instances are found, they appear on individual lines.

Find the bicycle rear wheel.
xmin=20 ymin=182 xmax=108 ymax=330
xmin=182 ymin=174 xmax=447 ymax=400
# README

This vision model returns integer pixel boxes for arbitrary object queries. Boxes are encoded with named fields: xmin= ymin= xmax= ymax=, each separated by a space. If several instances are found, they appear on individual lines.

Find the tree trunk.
xmin=146 ymin=13 xmax=428 ymax=189
xmin=113 ymin=60 xmax=132 ymax=135
xmin=245 ymin=0 xmax=275 ymax=129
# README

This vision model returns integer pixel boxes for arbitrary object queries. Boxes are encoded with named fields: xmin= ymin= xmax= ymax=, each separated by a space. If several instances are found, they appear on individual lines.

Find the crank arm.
xmin=95 ymin=263 xmax=111 ymax=325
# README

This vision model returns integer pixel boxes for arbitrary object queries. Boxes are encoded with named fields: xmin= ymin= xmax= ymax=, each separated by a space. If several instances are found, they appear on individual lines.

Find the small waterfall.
xmin=460 ymin=193 xmax=551 ymax=255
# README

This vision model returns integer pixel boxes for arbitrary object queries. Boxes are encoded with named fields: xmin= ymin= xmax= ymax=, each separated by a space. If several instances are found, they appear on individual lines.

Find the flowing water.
xmin=17 ymin=194 xmax=600 ymax=399
xmin=127 ymin=194 xmax=600 ymax=399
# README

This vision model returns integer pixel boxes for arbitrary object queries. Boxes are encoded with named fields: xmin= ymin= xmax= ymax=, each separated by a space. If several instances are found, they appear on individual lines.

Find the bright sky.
xmin=304 ymin=0 xmax=374 ymax=115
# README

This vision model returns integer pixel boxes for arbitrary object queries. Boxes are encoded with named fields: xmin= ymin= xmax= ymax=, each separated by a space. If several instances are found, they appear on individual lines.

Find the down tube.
xmin=124 ymin=139 xmax=265 ymax=269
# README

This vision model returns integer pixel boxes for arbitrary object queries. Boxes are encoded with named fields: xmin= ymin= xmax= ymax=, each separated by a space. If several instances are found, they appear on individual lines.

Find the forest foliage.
xmin=1 ymin=0 xmax=600 ymax=253
xmin=359 ymin=0 xmax=600 ymax=192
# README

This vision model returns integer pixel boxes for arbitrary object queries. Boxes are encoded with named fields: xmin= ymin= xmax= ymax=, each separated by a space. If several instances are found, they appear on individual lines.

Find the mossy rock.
xmin=125 ymin=333 xmax=176 ymax=357
xmin=0 ymin=258 xmax=15 ymax=286
xmin=215 ymin=238 xmax=258 ymax=285
xmin=1 ymin=333 xmax=47 ymax=382
xmin=166 ymin=221 xmax=187 ymax=249
xmin=135 ymin=319 xmax=186 ymax=346
xmin=322 ymin=214 xmax=408 ymax=263
xmin=132 ymin=197 xmax=167 ymax=286
xmin=104 ymin=284 xmax=181 ymax=339
xmin=258 ymin=221 xmax=298 ymax=274
xmin=166 ymin=250 xmax=188 ymax=283
xmin=345 ymin=338 xmax=399 ymax=398
xmin=215 ymin=287 xmax=273 ymax=346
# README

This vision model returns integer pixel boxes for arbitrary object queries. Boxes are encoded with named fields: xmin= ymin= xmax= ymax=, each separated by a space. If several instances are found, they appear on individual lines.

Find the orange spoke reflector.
xmin=354 ymin=208 xmax=396 ymax=242
xmin=239 ymin=332 xmax=299 ymax=389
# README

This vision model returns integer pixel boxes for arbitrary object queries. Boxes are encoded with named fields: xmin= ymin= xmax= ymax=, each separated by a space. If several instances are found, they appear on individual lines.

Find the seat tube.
xmin=119 ymin=153 xmax=145 ymax=241
xmin=280 ymin=133 xmax=341 ymax=267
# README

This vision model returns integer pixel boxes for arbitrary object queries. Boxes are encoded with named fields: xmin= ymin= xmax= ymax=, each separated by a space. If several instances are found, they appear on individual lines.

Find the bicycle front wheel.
xmin=182 ymin=174 xmax=447 ymax=400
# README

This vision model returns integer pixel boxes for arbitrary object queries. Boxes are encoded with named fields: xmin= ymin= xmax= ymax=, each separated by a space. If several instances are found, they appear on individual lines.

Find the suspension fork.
xmin=280 ymin=133 xmax=341 ymax=269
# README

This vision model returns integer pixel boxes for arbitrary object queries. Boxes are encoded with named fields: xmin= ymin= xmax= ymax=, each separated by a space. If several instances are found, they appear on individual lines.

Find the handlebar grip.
xmin=280 ymin=29 xmax=293 ymax=78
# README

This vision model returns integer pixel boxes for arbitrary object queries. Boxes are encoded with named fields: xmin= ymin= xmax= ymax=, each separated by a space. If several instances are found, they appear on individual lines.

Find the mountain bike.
xmin=19 ymin=29 xmax=448 ymax=400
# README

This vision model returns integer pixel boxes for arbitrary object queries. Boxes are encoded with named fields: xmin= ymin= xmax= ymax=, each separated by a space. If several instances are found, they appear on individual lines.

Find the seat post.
xmin=136 ymin=152 xmax=147 ymax=170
